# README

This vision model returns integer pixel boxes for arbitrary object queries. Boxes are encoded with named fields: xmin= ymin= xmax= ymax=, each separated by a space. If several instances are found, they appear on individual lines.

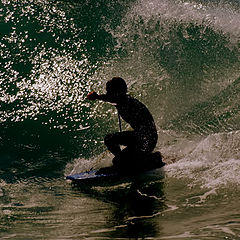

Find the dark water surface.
xmin=0 ymin=0 xmax=240 ymax=238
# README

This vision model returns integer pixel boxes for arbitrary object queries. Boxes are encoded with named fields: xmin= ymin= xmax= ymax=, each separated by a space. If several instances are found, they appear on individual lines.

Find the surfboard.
xmin=66 ymin=152 xmax=166 ymax=184
xmin=66 ymin=168 xmax=119 ymax=182
xmin=66 ymin=165 xmax=165 ymax=184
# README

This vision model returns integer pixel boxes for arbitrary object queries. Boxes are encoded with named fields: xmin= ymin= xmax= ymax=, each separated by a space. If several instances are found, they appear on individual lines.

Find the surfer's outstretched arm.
xmin=87 ymin=91 xmax=114 ymax=103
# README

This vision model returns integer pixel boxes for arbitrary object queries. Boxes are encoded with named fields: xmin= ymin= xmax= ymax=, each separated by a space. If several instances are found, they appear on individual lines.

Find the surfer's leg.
xmin=104 ymin=131 xmax=136 ymax=156
xmin=135 ymin=130 xmax=158 ymax=153
xmin=105 ymin=131 xmax=140 ymax=170
xmin=104 ymin=133 xmax=121 ymax=156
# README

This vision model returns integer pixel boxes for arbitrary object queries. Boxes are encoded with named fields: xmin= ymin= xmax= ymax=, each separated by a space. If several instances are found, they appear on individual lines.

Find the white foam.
xmin=0 ymin=188 xmax=3 ymax=197
xmin=165 ymin=131 xmax=240 ymax=189
xmin=64 ymin=151 xmax=112 ymax=176
xmin=131 ymin=0 xmax=240 ymax=44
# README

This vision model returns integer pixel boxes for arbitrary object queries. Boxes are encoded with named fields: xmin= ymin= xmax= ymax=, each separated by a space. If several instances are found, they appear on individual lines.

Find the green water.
xmin=0 ymin=0 xmax=240 ymax=238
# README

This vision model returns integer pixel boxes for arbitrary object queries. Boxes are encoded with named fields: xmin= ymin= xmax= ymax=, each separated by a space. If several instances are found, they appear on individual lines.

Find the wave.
xmin=0 ymin=0 xmax=239 ymax=182
xmin=99 ymin=0 xmax=240 ymax=127
xmin=166 ymin=76 xmax=240 ymax=134
xmin=166 ymin=130 xmax=240 ymax=189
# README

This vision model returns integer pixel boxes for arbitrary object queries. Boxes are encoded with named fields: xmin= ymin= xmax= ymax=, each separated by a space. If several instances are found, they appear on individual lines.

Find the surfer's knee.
xmin=104 ymin=133 xmax=115 ymax=146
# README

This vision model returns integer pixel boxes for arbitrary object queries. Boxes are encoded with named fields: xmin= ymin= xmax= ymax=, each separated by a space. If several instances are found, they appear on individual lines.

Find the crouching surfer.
xmin=87 ymin=77 xmax=165 ymax=173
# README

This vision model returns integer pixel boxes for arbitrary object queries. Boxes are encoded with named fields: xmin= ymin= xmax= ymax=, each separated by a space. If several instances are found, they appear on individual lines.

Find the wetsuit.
xmin=97 ymin=94 xmax=158 ymax=160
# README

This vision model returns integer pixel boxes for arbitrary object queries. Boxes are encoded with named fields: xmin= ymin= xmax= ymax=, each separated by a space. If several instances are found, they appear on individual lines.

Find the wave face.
xmin=0 ymin=0 xmax=239 ymax=186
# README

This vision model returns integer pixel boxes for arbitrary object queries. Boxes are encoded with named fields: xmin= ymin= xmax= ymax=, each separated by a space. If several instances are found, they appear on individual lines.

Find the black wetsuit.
xmin=98 ymin=94 xmax=158 ymax=159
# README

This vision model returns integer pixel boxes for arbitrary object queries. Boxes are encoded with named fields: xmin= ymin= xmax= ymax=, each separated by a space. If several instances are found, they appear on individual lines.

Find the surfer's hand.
xmin=87 ymin=91 xmax=98 ymax=100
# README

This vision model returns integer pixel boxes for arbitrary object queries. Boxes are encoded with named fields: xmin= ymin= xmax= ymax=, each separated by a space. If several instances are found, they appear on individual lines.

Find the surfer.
xmin=87 ymin=77 xmax=162 ymax=171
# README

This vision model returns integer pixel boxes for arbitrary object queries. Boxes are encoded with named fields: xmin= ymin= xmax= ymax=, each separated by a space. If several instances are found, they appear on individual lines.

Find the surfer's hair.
xmin=106 ymin=77 xmax=127 ymax=95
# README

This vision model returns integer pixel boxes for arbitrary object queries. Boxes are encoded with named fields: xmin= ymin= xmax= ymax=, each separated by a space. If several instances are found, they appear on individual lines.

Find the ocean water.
xmin=0 ymin=0 xmax=240 ymax=239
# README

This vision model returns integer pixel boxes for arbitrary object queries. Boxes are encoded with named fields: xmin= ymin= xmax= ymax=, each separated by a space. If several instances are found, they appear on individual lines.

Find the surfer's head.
xmin=106 ymin=77 xmax=127 ymax=97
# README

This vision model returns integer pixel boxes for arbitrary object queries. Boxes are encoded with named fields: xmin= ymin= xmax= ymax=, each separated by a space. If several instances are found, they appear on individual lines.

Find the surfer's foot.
xmin=111 ymin=151 xmax=166 ymax=173
xmin=112 ymin=155 xmax=121 ymax=166
xmin=147 ymin=151 xmax=165 ymax=168
xmin=96 ymin=166 xmax=116 ymax=175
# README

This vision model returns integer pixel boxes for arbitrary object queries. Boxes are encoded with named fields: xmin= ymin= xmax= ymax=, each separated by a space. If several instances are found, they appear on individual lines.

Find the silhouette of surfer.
xmin=87 ymin=77 xmax=164 ymax=172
